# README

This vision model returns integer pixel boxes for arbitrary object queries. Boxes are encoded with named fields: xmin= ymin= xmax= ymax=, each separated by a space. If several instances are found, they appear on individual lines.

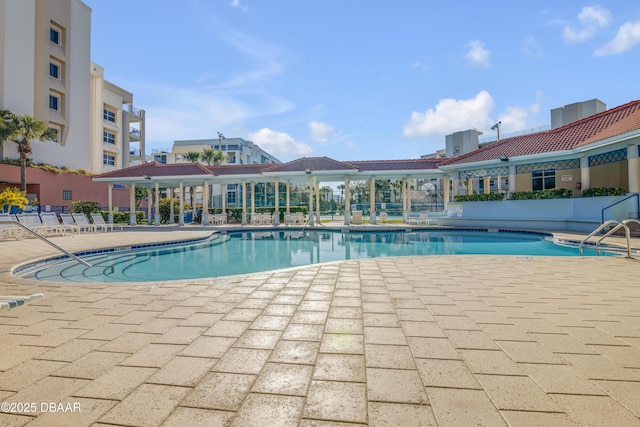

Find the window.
xmin=532 ymin=169 xmax=556 ymax=191
xmin=103 ymin=154 xmax=116 ymax=166
xmin=49 ymin=94 xmax=59 ymax=111
xmin=103 ymin=108 xmax=116 ymax=123
xmin=103 ymin=131 xmax=116 ymax=144
xmin=48 ymin=127 xmax=59 ymax=143
xmin=49 ymin=63 xmax=59 ymax=79
xmin=155 ymin=154 xmax=167 ymax=164
xmin=454 ymin=146 xmax=461 ymax=155
xmin=62 ymin=190 xmax=72 ymax=200
xmin=50 ymin=28 xmax=60 ymax=45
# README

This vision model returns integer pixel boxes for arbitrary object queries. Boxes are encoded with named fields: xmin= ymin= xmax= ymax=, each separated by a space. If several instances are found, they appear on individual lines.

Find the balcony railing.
xmin=478 ymin=125 xmax=550 ymax=144
xmin=129 ymin=128 xmax=141 ymax=138
xmin=129 ymin=148 xmax=141 ymax=157
xmin=123 ymin=104 xmax=143 ymax=118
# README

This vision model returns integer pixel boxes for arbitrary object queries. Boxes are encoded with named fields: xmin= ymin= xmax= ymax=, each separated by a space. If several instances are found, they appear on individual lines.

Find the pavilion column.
xmin=443 ymin=176 xmax=450 ymax=211
xmin=221 ymin=184 xmax=227 ymax=214
xmin=129 ymin=182 xmax=137 ymax=226
xmin=315 ymin=180 xmax=321 ymax=226
xmin=402 ymin=178 xmax=408 ymax=222
xmin=154 ymin=182 xmax=160 ymax=226
xmin=250 ymin=182 xmax=256 ymax=223
xmin=467 ymin=178 xmax=473 ymax=195
xmin=308 ymin=177 xmax=314 ymax=225
xmin=369 ymin=177 xmax=376 ymax=224
xmin=483 ymin=177 xmax=491 ymax=194
xmin=408 ymin=178 xmax=413 ymax=213
xmin=169 ymin=187 xmax=175 ymax=224
xmin=108 ymin=184 xmax=113 ymax=224
xmin=147 ymin=189 xmax=152 ymax=225
xmin=202 ymin=180 xmax=210 ymax=225
xmin=508 ymin=165 xmax=516 ymax=193
xmin=241 ymin=180 xmax=247 ymax=225
xmin=286 ymin=182 xmax=291 ymax=214
xmin=178 ymin=181 xmax=185 ymax=226
xmin=452 ymin=173 xmax=460 ymax=197
xmin=580 ymin=156 xmax=590 ymax=191
xmin=274 ymin=179 xmax=280 ymax=225
xmin=344 ymin=177 xmax=350 ymax=225
xmin=628 ymin=145 xmax=640 ymax=193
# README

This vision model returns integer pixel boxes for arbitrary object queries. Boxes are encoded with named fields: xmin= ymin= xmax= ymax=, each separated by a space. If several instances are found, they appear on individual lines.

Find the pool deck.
xmin=1 ymin=224 xmax=640 ymax=426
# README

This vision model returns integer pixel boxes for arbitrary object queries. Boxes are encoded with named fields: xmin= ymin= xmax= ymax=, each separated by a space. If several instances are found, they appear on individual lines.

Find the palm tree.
xmin=201 ymin=147 xmax=225 ymax=166
xmin=183 ymin=151 xmax=201 ymax=163
xmin=201 ymin=148 xmax=225 ymax=208
xmin=183 ymin=151 xmax=201 ymax=207
xmin=0 ymin=111 xmax=56 ymax=191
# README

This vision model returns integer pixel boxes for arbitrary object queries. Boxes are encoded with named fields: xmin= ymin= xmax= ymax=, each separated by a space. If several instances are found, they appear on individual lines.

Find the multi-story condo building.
xmin=152 ymin=137 xmax=280 ymax=165
xmin=0 ymin=0 xmax=145 ymax=175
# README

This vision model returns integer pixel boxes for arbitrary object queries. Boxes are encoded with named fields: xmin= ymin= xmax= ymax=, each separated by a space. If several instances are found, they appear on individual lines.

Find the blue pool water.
xmin=16 ymin=229 xmax=608 ymax=283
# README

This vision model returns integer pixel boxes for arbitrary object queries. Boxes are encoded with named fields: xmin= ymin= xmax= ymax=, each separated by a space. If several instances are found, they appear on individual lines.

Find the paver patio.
xmin=1 ymin=228 xmax=640 ymax=426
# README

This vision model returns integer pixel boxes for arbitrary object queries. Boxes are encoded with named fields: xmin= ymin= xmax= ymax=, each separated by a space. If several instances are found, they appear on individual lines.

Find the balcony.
xmin=123 ymin=104 xmax=143 ymax=119
xmin=129 ymin=127 xmax=142 ymax=139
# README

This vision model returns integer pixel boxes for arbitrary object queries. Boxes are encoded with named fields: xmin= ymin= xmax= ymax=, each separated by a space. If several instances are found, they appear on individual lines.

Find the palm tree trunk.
xmin=20 ymin=156 xmax=27 ymax=191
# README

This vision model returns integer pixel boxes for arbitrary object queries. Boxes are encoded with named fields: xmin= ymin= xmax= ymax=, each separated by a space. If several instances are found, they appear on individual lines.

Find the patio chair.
xmin=90 ymin=213 xmax=123 ymax=231
xmin=39 ymin=212 xmax=67 ymax=235
xmin=16 ymin=213 xmax=47 ymax=235
xmin=408 ymin=211 xmax=432 ymax=225
xmin=0 ymin=293 xmax=44 ymax=312
xmin=0 ymin=213 xmax=25 ymax=239
xmin=71 ymin=213 xmax=98 ymax=232
xmin=284 ymin=213 xmax=293 ymax=225
xmin=60 ymin=213 xmax=84 ymax=233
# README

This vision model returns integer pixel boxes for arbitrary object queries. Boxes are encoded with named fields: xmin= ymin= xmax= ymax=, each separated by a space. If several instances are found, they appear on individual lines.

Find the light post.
xmin=491 ymin=121 xmax=501 ymax=142
xmin=217 ymin=131 xmax=225 ymax=146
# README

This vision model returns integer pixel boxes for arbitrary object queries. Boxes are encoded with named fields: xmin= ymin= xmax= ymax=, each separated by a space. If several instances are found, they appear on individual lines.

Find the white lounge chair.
xmin=0 ymin=213 xmax=25 ymax=239
xmin=60 ymin=213 xmax=85 ymax=233
xmin=71 ymin=213 xmax=98 ymax=232
xmin=90 ymin=213 xmax=122 ymax=231
xmin=39 ymin=212 xmax=67 ymax=235
xmin=408 ymin=211 xmax=433 ymax=225
xmin=0 ymin=293 xmax=44 ymax=312
xmin=16 ymin=213 xmax=47 ymax=235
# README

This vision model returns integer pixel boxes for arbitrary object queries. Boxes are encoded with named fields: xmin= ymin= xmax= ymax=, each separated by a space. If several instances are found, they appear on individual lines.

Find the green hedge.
xmin=96 ymin=210 xmax=145 ymax=224
xmin=509 ymin=189 xmax=573 ymax=200
xmin=454 ymin=193 xmax=505 ymax=202
xmin=581 ymin=186 xmax=626 ymax=197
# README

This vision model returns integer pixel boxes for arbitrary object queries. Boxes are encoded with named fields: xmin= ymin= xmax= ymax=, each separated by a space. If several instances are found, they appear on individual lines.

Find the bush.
xmin=158 ymin=198 xmax=190 ymax=224
xmin=70 ymin=201 xmax=102 ymax=215
xmin=509 ymin=189 xmax=573 ymax=200
xmin=581 ymin=186 xmax=626 ymax=197
xmin=454 ymin=193 xmax=505 ymax=202
xmin=105 ymin=210 xmax=145 ymax=224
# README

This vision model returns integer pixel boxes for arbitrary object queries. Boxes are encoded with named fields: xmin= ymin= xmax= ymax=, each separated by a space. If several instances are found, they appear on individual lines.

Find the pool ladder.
xmin=0 ymin=220 xmax=92 ymax=267
xmin=579 ymin=219 xmax=640 ymax=258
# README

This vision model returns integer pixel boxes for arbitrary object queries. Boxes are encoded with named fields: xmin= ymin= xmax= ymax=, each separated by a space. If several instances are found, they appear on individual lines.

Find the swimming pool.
xmin=15 ymin=229 xmax=609 ymax=283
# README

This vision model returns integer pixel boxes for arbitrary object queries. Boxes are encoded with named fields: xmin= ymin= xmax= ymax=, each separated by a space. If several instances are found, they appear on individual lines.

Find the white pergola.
xmin=93 ymin=157 xmax=445 ymax=226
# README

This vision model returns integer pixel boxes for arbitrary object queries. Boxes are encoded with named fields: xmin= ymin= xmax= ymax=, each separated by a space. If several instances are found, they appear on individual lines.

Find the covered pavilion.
xmin=92 ymin=157 xmax=444 ymax=226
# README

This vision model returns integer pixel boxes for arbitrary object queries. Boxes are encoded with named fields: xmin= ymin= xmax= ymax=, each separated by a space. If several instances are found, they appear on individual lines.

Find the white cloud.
xmin=403 ymin=91 xmax=495 ymax=137
xmin=465 ymin=40 xmax=490 ymax=67
xmin=523 ymin=36 xmax=543 ymax=57
xmin=594 ymin=20 xmax=640 ymax=56
xmin=309 ymin=121 xmax=334 ymax=143
xmin=563 ymin=6 xmax=611 ymax=43
xmin=248 ymin=128 xmax=312 ymax=159
xmin=345 ymin=140 xmax=359 ymax=152
xmin=496 ymin=102 xmax=540 ymax=134
xmin=230 ymin=0 xmax=248 ymax=12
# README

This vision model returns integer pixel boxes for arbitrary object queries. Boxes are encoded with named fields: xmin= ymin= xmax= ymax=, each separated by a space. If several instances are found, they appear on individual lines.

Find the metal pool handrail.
xmin=601 ymin=193 xmax=639 ymax=224
xmin=0 ymin=220 xmax=92 ymax=267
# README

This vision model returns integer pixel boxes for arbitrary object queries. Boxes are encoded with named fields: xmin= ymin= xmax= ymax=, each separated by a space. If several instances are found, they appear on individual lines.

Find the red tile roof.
xmin=347 ymin=159 xmax=441 ymax=171
xmin=95 ymin=162 xmax=213 ymax=178
xmin=266 ymin=157 xmax=359 ymax=173
xmin=440 ymin=99 xmax=640 ymax=166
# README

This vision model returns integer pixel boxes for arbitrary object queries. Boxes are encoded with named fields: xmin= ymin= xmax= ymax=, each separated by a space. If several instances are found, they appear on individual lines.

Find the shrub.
xmin=581 ymin=186 xmax=626 ymax=197
xmin=509 ymin=189 xmax=573 ymax=200
xmin=70 ymin=201 xmax=102 ymax=215
xmin=0 ymin=187 xmax=28 ymax=212
xmin=454 ymin=193 xmax=505 ymax=202
xmin=105 ymin=210 xmax=145 ymax=224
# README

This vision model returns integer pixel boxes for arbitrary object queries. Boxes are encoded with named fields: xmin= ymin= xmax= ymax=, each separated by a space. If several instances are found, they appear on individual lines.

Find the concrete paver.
xmin=1 ymin=228 xmax=640 ymax=425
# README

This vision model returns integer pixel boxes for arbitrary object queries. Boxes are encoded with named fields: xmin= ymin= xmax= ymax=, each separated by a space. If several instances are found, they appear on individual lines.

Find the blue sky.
xmin=84 ymin=1 xmax=640 ymax=162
